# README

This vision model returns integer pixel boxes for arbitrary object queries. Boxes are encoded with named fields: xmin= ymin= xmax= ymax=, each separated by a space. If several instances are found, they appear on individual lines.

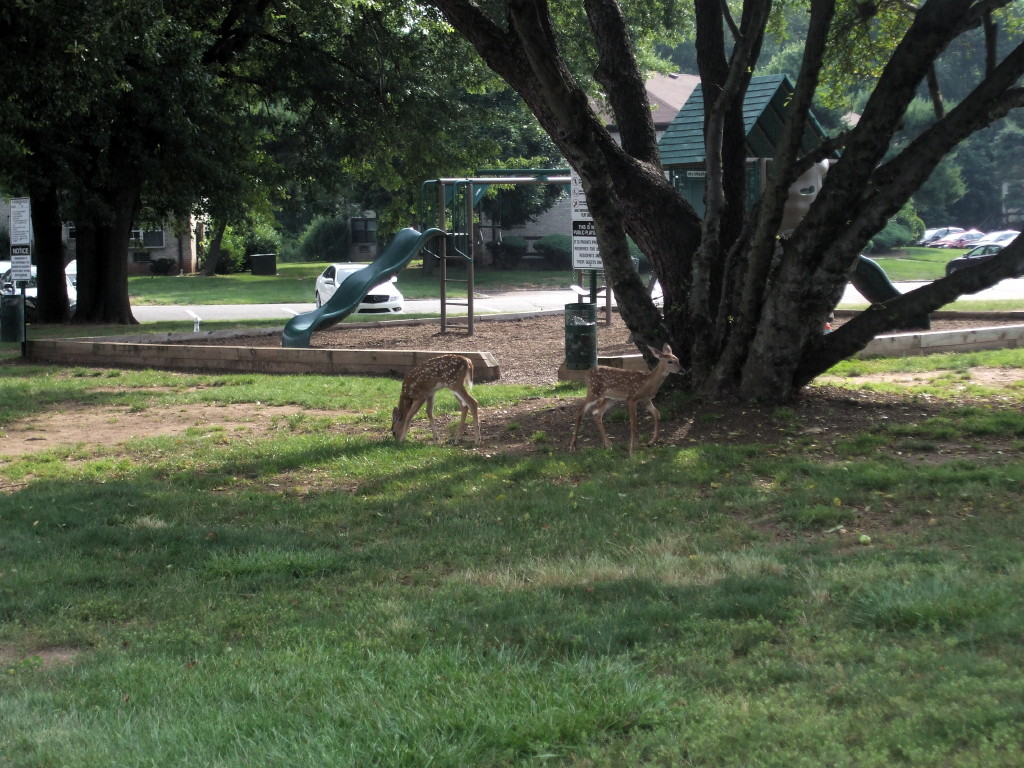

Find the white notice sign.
xmin=10 ymin=245 xmax=32 ymax=282
xmin=572 ymin=220 xmax=602 ymax=270
xmin=571 ymin=171 xmax=601 ymax=270
xmin=9 ymin=197 xmax=32 ymax=245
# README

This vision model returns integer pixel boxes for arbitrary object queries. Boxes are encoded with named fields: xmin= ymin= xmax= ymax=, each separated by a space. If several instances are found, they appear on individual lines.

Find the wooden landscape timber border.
xmin=25 ymin=337 xmax=501 ymax=381
xmin=21 ymin=311 xmax=1024 ymax=382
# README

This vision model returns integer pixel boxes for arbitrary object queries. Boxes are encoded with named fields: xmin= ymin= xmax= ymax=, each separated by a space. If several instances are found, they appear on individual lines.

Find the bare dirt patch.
xmin=1 ymin=402 xmax=307 ymax=457
xmin=818 ymin=368 xmax=1024 ymax=387
xmin=0 ymin=644 xmax=82 ymax=669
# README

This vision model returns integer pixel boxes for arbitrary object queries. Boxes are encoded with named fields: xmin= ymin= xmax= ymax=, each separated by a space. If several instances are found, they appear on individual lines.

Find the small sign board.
xmin=570 ymin=171 xmax=591 ymax=221
xmin=9 ymin=197 xmax=32 ymax=245
xmin=571 ymin=220 xmax=602 ymax=270
xmin=571 ymin=171 xmax=601 ymax=270
xmin=10 ymin=245 xmax=32 ymax=282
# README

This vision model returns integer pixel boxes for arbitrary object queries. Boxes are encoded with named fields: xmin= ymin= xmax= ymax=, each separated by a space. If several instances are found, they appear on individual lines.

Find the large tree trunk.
xmin=71 ymin=184 xmax=140 ymax=325
xmin=29 ymin=182 xmax=72 ymax=323
xmin=428 ymin=0 xmax=1024 ymax=402
xmin=202 ymin=220 xmax=229 ymax=276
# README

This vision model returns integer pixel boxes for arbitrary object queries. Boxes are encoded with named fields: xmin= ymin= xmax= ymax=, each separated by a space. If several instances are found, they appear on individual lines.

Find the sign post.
xmin=570 ymin=172 xmax=600 ymax=271
xmin=570 ymin=172 xmax=613 ymax=323
xmin=6 ymin=198 xmax=31 ymax=349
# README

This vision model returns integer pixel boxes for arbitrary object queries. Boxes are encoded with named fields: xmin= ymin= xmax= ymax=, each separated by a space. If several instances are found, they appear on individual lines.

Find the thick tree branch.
xmin=709 ymin=0 xmax=835 ymax=391
xmin=427 ymin=0 xmax=534 ymax=97
xmin=796 ymin=237 xmax=1024 ymax=385
xmin=984 ymin=10 xmax=999 ymax=74
xmin=847 ymin=42 xmax=1024 ymax=248
xmin=784 ymin=0 xmax=1010 ymax=285
xmin=585 ymin=0 xmax=659 ymax=164
xmin=720 ymin=0 xmax=740 ymax=39
xmin=926 ymin=65 xmax=945 ymax=117
xmin=692 ymin=1 xmax=771 ymax=322
xmin=203 ymin=0 xmax=275 ymax=66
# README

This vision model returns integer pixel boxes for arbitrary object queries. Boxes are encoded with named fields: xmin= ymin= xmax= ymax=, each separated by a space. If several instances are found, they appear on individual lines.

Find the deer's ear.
xmin=647 ymin=345 xmax=661 ymax=357
xmin=662 ymin=344 xmax=673 ymax=354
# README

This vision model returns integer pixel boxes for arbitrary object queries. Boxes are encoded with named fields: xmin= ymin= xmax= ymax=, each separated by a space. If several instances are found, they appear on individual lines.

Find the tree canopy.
xmin=0 ymin=0 xmax=559 ymax=321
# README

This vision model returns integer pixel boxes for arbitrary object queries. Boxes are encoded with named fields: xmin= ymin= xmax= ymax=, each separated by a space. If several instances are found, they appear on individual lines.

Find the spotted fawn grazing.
xmin=391 ymin=354 xmax=480 ymax=445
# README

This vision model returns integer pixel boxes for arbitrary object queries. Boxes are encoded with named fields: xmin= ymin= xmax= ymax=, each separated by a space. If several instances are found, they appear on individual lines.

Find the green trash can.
xmin=564 ymin=302 xmax=597 ymax=370
xmin=1 ymin=294 xmax=25 ymax=343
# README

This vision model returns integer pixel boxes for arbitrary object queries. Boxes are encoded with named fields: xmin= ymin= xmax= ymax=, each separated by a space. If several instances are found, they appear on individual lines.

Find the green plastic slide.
xmin=282 ymin=227 xmax=444 ymax=348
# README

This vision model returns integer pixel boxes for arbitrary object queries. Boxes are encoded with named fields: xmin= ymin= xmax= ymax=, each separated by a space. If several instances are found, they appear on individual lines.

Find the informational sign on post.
xmin=9 ymin=197 xmax=32 ymax=244
xmin=9 ymin=198 xmax=33 ymax=282
xmin=571 ymin=220 xmax=602 ymax=269
xmin=570 ymin=172 xmax=601 ymax=270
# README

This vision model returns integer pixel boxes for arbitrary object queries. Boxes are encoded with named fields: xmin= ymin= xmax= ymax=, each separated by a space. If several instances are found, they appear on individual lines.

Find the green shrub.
xmin=487 ymin=235 xmax=529 ymax=269
xmin=149 ymin=257 xmax=177 ymax=276
xmin=245 ymin=224 xmax=281 ymax=258
xmin=299 ymin=217 xmax=351 ymax=263
xmin=534 ymin=233 xmax=572 ymax=270
xmin=866 ymin=221 xmax=915 ymax=253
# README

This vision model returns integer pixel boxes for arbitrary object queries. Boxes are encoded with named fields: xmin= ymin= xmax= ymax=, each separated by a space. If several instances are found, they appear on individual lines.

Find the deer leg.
xmin=645 ymin=400 xmax=661 ymax=446
xmin=425 ymin=394 xmax=441 ymax=443
xmin=395 ymin=398 xmax=426 ymax=442
xmin=451 ymin=388 xmax=477 ymax=443
xmin=627 ymin=400 xmax=641 ymax=456
xmin=570 ymin=398 xmax=596 ymax=451
xmin=466 ymin=394 xmax=480 ymax=445
xmin=592 ymin=398 xmax=614 ymax=449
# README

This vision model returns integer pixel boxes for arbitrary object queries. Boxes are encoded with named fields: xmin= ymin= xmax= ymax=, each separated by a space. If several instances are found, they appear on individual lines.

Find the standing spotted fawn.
xmin=569 ymin=344 xmax=681 ymax=456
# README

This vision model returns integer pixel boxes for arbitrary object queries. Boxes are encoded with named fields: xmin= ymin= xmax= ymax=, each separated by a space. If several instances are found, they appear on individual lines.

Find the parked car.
xmin=944 ymin=243 xmax=1023 ymax=276
xmin=314 ymin=264 xmax=404 ymax=313
xmin=918 ymin=226 xmax=964 ymax=245
xmin=930 ymin=229 xmax=985 ymax=248
xmin=1 ymin=266 xmax=78 ymax=322
xmin=972 ymin=229 xmax=1020 ymax=247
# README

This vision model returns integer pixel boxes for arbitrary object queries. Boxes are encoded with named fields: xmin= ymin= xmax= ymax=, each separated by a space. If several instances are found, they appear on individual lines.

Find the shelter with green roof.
xmin=658 ymin=74 xmax=834 ymax=216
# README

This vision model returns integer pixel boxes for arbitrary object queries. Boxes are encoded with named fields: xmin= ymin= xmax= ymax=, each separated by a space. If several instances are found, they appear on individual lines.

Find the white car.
xmin=1 ymin=266 xmax=77 ymax=321
xmin=918 ymin=226 xmax=963 ymax=245
xmin=972 ymin=230 xmax=1020 ymax=247
xmin=314 ymin=264 xmax=404 ymax=314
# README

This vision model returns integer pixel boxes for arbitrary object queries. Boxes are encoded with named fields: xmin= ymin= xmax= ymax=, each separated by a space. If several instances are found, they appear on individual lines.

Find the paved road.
xmin=132 ymin=279 xmax=1024 ymax=323
xmin=132 ymin=289 xmax=587 ymax=323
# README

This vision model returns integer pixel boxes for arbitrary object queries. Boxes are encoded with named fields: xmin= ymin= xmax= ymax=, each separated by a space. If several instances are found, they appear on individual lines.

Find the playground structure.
xmin=281 ymin=227 xmax=444 ymax=348
xmin=278 ymin=170 xmax=571 ymax=348
xmin=418 ymin=169 xmax=570 ymax=334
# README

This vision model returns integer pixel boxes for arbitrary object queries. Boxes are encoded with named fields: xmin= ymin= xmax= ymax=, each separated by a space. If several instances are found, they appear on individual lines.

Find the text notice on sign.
xmin=572 ymin=220 xmax=602 ymax=270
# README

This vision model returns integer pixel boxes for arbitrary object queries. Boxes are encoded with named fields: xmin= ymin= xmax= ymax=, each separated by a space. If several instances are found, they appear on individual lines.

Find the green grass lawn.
xmin=1 ymin=352 xmax=1022 ymax=766
xmin=128 ymin=261 xmax=575 ymax=305
xmin=868 ymin=246 xmax=963 ymax=282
